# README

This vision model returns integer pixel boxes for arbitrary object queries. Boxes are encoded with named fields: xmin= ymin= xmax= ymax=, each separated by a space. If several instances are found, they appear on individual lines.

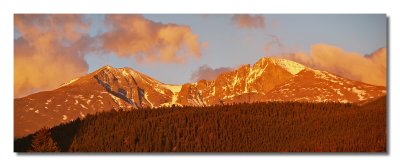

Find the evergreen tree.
xmin=15 ymin=96 xmax=386 ymax=152
xmin=29 ymin=128 xmax=61 ymax=152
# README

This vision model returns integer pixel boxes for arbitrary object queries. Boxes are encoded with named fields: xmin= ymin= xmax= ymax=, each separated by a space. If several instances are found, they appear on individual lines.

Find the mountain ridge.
xmin=14 ymin=57 xmax=386 ymax=137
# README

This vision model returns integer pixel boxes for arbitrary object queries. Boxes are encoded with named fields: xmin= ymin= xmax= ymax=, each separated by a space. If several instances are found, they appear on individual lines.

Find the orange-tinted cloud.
xmin=191 ymin=65 xmax=233 ymax=82
xmin=14 ymin=14 xmax=90 ymax=98
xmin=14 ymin=14 xmax=205 ymax=98
xmin=232 ymin=14 xmax=265 ymax=29
xmin=276 ymin=44 xmax=387 ymax=86
xmin=101 ymin=15 xmax=203 ymax=63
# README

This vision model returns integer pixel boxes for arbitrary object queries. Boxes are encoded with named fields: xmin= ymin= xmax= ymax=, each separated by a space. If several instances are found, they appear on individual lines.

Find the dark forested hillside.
xmin=15 ymin=96 xmax=386 ymax=152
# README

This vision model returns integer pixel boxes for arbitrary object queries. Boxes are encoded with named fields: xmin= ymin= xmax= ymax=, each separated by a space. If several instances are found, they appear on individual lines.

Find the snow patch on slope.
xmin=248 ymin=63 xmax=268 ymax=83
xmin=60 ymin=78 xmax=78 ymax=87
xmin=144 ymin=92 xmax=154 ymax=107
xmin=352 ymin=87 xmax=366 ymax=100
xmin=121 ymin=69 xmax=130 ymax=77
xmin=334 ymin=89 xmax=344 ymax=96
xmin=162 ymin=84 xmax=182 ymax=105
xmin=108 ymin=93 xmax=123 ymax=107
xmin=80 ymin=111 xmax=85 ymax=118
xmin=270 ymin=58 xmax=305 ymax=74
xmin=45 ymin=99 xmax=52 ymax=105
xmin=312 ymin=70 xmax=330 ymax=80
xmin=232 ymin=74 xmax=239 ymax=87
xmin=163 ymin=84 xmax=182 ymax=93
xmin=80 ymin=104 xmax=88 ymax=109
xmin=212 ymin=86 xmax=216 ymax=96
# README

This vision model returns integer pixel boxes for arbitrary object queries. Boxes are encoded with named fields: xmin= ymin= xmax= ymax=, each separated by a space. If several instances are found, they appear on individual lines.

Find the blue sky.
xmin=15 ymin=14 xmax=387 ymax=86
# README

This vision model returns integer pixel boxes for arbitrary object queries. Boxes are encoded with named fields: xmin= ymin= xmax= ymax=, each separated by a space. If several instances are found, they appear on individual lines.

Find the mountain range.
xmin=14 ymin=57 xmax=386 ymax=137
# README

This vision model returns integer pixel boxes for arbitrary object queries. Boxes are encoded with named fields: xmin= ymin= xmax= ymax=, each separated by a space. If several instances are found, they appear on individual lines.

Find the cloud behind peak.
xmin=14 ymin=14 xmax=206 ymax=98
xmin=275 ymin=44 xmax=387 ymax=86
xmin=14 ymin=14 xmax=90 ymax=98
xmin=232 ymin=14 xmax=265 ymax=29
xmin=101 ymin=15 xmax=203 ymax=64
xmin=190 ymin=65 xmax=233 ymax=82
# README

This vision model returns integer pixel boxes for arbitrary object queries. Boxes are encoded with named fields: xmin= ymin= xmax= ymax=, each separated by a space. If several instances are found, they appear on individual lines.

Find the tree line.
xmin=15 ymin=96 xmax=386 ymax=152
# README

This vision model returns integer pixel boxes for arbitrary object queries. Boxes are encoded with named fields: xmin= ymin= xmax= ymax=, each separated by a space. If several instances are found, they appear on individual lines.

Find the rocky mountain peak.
xmin=14 ymin=58 xmax=387 ymax=137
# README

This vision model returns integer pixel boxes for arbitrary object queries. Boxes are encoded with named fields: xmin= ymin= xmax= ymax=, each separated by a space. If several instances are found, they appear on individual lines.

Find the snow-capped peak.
xmin=269 ymin=58 xmax=306 ymax=75
xmin=256 ymin=57 xmax=306 ymax=75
